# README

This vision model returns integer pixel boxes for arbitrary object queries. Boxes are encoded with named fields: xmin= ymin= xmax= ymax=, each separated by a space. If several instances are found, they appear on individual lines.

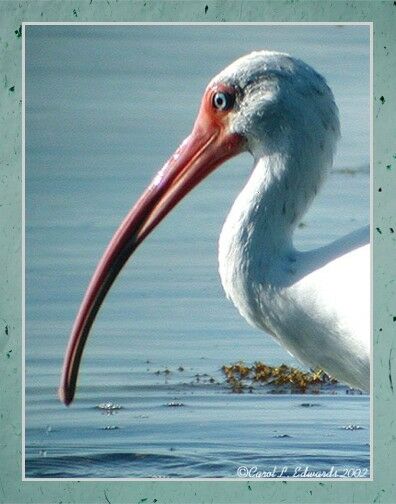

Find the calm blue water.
xmin=25 ymin=25 xmax=370 ymax=479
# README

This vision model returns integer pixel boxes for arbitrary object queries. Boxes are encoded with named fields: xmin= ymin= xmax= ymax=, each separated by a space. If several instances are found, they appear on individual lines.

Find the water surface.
xmin=25 ymin=25 xmax=370 ymax=479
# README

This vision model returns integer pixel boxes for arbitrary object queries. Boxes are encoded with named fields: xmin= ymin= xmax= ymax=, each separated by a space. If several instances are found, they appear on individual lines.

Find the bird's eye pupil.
xmin=215 ymin=93 xmax=226 ymax=109
xmin=212 ymin=91 xmax=234 ymax=111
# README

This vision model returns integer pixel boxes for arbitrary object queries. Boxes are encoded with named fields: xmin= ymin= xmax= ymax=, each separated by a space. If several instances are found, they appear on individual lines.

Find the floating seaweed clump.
xmin=221 ymin=361 xmax=338 ymax=394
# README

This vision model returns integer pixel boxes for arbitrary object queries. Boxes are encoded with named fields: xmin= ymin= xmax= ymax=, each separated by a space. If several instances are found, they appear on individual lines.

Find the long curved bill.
xmin=59 ymin=100 xmax=245 ymax=405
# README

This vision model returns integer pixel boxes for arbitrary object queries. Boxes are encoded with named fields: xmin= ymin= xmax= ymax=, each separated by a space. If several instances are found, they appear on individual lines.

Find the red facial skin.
xmin=59 ymin=84 xmax=246 ymax=405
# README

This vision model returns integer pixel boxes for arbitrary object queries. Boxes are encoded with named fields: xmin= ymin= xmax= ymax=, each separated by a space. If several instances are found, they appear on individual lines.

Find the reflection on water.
xmin=25 ymin=25 xmax=370 ymax=478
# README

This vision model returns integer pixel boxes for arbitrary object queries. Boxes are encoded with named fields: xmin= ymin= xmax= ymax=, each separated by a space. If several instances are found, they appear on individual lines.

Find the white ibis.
xmin=59 ymin=51 xmax=370 ymax=405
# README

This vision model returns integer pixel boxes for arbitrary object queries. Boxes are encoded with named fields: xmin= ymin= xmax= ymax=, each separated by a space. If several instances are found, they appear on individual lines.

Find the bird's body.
xmin=60 ymin=50 xmax=370 ymax=405
xmin=219 ymin=195 xmax=369 ymax=390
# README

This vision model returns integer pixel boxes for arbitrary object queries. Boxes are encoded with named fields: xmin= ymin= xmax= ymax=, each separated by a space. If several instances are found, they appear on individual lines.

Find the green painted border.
xmin=1 ymin=1 xmax=395 ymax=502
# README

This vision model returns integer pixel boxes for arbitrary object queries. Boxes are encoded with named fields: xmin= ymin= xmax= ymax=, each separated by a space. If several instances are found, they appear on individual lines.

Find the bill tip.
xmin=58 ymin=386 xmax=73 ymax=406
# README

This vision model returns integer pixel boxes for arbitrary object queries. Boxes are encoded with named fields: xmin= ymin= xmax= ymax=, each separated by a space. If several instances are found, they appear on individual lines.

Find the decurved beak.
xmin=59 ymin=100 xmax=245 ymax=405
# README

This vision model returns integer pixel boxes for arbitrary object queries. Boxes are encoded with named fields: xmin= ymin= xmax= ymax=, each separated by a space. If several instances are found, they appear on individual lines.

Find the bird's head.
xmin=208 ymin=50 xmax=340 ymax=161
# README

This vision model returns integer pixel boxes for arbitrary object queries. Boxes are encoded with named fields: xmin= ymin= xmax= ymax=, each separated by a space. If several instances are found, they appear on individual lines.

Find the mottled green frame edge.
xmin=1 ymin=1 xmax=394 ymax=503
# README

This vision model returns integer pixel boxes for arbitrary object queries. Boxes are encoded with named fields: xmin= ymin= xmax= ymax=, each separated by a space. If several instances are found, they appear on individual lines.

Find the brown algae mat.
xmin=221 ymin=361 xmax=340 ymax=394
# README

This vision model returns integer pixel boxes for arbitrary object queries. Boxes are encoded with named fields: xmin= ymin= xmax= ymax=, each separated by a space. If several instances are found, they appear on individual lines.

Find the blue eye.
xmin=212 ymin=91 xmax=235 ymax=111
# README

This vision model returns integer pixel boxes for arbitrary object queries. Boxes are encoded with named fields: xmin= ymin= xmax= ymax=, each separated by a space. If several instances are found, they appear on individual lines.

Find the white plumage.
xmin=218 ymin=52 xmax=369 ymax=391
